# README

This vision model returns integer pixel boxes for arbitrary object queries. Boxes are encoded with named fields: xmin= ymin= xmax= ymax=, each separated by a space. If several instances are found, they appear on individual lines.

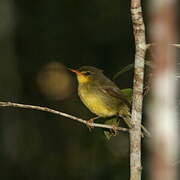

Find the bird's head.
xmin=69 ymin=66 xmax=103 ymax=84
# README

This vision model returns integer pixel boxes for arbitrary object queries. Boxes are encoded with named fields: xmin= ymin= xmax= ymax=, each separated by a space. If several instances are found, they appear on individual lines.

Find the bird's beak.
xmin=69 ymin=68 xmax=82 ymax=75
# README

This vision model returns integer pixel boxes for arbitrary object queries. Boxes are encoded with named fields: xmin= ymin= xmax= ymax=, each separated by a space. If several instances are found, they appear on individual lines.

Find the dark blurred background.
xmin=0 ymin=0 xmax=179 ymax=180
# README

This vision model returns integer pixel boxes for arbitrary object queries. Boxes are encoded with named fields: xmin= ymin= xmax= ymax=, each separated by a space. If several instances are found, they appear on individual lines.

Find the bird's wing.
xmin=101 ymin=86 xmax=131 ymax=108
xmin=120 ymin=88 xmax=133 ymax=104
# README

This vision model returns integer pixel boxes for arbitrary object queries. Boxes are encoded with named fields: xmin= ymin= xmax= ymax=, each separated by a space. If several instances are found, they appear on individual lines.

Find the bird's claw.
xmin=110 ymin=125 xmax=118 ymax=136
xmin=86 ymin=118 xmax=94 ymax=131
xmin=86 ymin=116 xmax=100 ymax=131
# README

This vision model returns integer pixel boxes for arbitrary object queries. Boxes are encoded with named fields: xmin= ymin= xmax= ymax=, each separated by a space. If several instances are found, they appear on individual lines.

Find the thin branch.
xmin=146 ymin=43 xmax=180 ymax=49
xmin=130 ymin=0 xmax=146 ymax=180
xmin=169 ymin=43 xmax=180 ymax=48
xmin=0 ymin=101 xmax=128 ymax=132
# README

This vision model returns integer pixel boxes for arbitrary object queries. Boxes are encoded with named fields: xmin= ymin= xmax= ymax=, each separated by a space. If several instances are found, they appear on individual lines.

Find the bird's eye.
xmin=83 ymin=71 xmax=92 ymax=76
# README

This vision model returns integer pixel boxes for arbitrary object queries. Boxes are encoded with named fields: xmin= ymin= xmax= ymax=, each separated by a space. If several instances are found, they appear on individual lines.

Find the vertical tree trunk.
xmin=130 ymin=0 xmax=146 ymax=180
xmin=148 ymin=0 xmax=178 ymax=180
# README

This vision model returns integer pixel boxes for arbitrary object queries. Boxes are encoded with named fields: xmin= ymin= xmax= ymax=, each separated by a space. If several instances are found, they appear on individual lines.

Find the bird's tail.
xmin=120 ymin=113 xmax=151 ymax=137
xmin=122 ymin=114 xmax=134 ymax=129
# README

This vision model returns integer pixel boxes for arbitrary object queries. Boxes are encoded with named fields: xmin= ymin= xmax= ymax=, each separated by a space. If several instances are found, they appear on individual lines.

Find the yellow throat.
xmin=77 ymin=74 xmax=90 ymax=84
xmin=69 ymin=68 xmax=90 ymax=84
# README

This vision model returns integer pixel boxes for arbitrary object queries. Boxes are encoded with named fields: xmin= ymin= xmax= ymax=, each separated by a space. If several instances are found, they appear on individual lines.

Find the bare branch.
xmin=146 ymin=43 xmax=180 ymax=49
xmin=0 ymin=101 xmax=128 ymax=132
xmin=169 ymin=44 xmax=180 ymax=48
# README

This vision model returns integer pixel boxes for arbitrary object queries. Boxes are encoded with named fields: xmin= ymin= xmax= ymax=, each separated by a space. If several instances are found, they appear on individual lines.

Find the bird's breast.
xmin=78 ymin=86 xmax=117 ymax=117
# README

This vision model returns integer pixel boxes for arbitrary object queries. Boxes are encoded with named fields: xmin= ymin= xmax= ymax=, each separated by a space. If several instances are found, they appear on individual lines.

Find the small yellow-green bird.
xmin=70 ymin=66 xmax=133 ymax=129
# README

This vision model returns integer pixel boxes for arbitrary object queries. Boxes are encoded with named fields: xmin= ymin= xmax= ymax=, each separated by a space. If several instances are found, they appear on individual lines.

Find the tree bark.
xmin=130 ymin=0 xmax=146 ymax=180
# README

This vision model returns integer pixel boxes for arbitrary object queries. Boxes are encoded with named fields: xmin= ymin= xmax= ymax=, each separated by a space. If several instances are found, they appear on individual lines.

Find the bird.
xmin=69 ymin=66 xmax=134 ymax=129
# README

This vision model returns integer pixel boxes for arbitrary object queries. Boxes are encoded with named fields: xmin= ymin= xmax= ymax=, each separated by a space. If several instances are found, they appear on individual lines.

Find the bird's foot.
xmin=110 ymin=125 xmax=118 ymax=136
xmin=86 ymin=119 xmax=94 ymax=131
xmin=86 ymin=117 xmax=99 ymax=131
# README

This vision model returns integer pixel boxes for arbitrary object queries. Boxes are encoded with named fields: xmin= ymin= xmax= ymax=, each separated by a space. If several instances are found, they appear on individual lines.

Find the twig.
xmin=168 ymin=44 xmax=180 ymax=48
xmin=0 ymin=101 xmax=128 ymax=132
xmin=146 ymin=43 xmax=180 ymax=49
xmin=130 ymin=0 xmax=146 ymax=180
